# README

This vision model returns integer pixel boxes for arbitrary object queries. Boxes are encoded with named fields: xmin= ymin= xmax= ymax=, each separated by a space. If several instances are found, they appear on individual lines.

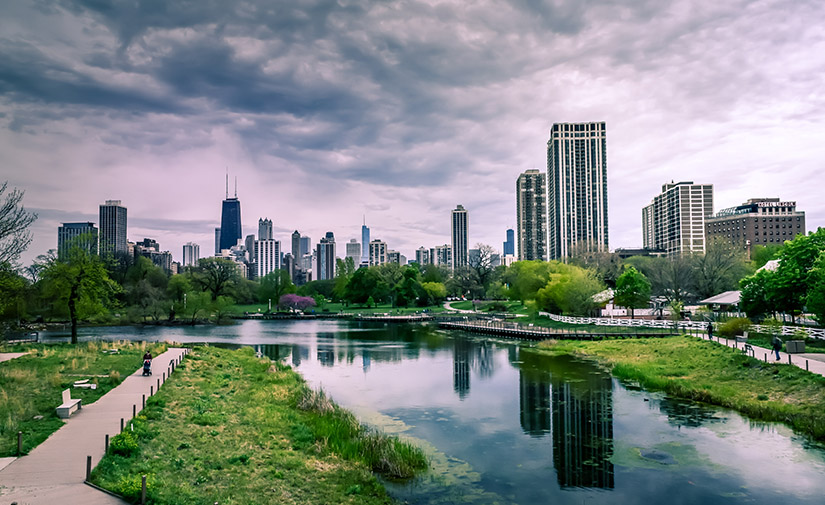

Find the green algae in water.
xmin=612 ymin=441 xmax=727 ymax=474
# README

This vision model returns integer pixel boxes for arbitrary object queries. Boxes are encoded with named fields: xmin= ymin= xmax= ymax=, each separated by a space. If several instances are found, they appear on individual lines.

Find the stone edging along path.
xmin=0 ymin=347 xmax=190 ymax=505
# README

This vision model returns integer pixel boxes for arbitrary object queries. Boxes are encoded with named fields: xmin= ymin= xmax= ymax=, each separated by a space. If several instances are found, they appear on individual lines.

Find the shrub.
xmin=109 ymin=431 xmax=139 ymax=457
xmin=719 ymin=317 xmax=752 ymax=338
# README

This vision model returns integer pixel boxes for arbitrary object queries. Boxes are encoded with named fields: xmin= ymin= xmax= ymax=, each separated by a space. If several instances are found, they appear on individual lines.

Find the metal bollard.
xmin=17 ymin=431 xmax=22 ymax=456
xmin=105 ymin=434 xmax=109 ymax=452
xmin=788 ymin=354 xmax=792 ymax=365
xmin=86 ymin=455 xmax=92 ymax=481
xmin=157 ymin=378 xmax=160 ymax=390
xmin=142 ymin=394 xmax=146 ymax=409
xmin=133 ymin=404 xmax=136 ymax=418
xmin=806 ymin=359 xmax=809 ymax=371
xmin=120 ymin=418 xmax=124 ymax=432
xmin=150 ymin=385 xmax=153 ymax=396
xmin=764 ymin=353 xmax=767 ymax=362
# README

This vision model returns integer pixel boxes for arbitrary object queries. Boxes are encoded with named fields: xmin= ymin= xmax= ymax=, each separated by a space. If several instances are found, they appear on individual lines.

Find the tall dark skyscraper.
xmin=503 ymin=228 xmax=515 ymax=256
xmin=451 ymin=204 xmax=468 ymax=269
xmin=219 ymin=176 xmax=242 ymax=252
xmin=516 ymin=169 xmax=547 ymax=261
xmin=547 ymin=122 xmax=608 ymax=260
xmin=99 ymin=200 xmax=127 ymax=257
xmin=361 ymin=217 xmax=370 ymax=264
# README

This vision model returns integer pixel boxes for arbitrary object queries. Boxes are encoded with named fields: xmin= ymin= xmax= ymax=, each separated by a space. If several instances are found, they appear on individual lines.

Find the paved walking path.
xmin=0 ymin=353 xmax=27 ymax=363
xmin=698 ymin=334 xmax=825 ymax=377
xmin=0 ymin=347 xmax=188 ymax=505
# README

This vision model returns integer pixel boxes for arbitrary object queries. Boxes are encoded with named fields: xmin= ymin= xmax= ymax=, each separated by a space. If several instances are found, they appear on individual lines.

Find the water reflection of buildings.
xmin=453 ymin=339 xmax=470 ymax=399
xmin=317 ymin=344 xmax=335 ymax=367
xmin=551 ymin=375 xmax=614 ymax=489
xmin=255 ymin=344 xmax=291 ymax=361
xmin=291 ymin=345 xmax=309 ymax=366
xmin=517 ymin=351 xmax=614 ymax=489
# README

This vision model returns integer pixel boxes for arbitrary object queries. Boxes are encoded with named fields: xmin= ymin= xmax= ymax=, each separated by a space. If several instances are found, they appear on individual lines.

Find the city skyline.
xmin=3 ymin=1 xmax=825 ymax=266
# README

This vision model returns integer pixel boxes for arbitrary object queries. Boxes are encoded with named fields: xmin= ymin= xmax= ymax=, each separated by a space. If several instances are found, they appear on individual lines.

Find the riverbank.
xmin=90 ymin=345 xmax=427 ymax=504
xmin=0 ymin=340 xmax=168 ymax=456
xmin=538 ymin=336 xmax=825 ymax=440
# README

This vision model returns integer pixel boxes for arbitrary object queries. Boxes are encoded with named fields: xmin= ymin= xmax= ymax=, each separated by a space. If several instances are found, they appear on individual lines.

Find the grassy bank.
xmin=539 ymin=336 xmax=825 ymax=440
xmin=0 ymin=341 xmax=168 ymax=456
xmin=91 ymin=346 xmax=427 ymax=505
xmin=228 ymin=303 xmax=446 ymax=316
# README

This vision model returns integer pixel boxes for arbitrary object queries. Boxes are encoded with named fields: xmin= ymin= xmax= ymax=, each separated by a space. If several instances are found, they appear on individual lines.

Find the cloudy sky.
xmin=2 ymin=0 xmax=824 ymax=266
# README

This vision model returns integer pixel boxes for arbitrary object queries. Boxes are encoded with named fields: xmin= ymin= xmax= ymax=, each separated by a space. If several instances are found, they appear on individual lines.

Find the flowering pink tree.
xmin=278 ymin=294 xmax=317 ymax=312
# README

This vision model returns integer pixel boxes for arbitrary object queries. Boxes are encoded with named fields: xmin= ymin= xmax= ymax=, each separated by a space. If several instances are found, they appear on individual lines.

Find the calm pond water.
xmin=40 ymin=319 xmax=825 ymax=504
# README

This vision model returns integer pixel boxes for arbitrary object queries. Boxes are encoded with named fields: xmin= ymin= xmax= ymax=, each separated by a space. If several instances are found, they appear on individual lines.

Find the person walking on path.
xmin=772 ymin=335 xmax=783 ymax=360
xmin=707 ymin=321 xmax=714 ymax=339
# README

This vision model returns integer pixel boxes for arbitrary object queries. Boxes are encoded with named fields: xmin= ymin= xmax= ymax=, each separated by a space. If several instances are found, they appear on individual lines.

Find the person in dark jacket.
xmin=771 ymin=335 xmax=783 ymax=360
xmin=707 ymin=321 xmax=714 ymax=339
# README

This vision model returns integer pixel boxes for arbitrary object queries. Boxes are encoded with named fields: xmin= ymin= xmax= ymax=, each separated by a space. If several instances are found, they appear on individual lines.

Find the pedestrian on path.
xmin=707 ymin=321 xmax=713 ymax=339
xmin=772 ymin=335 xmax=783 ymax=360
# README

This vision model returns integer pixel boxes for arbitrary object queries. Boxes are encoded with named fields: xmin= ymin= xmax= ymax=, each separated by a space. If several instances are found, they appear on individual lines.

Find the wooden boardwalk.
xmin=438 ymin=320 xmax=676 ymax=340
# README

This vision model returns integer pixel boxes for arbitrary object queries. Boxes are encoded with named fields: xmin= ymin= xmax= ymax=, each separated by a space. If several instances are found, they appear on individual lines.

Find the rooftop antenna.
xmin=234 ymin=176 xmax=238 ymax=198
xmin=363 ymin=214 xmax=366 ymax=226
xmin=225 ymin=168 xmax=229 ymax=199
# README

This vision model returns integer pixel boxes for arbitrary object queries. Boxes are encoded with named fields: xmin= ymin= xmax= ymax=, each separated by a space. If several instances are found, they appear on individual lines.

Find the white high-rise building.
xmin=516 ymin=169 xmax=547 ymax=261
xmin=182 ymin=242 xmax=200 ymax=267
xmin=547 ymin=122 xmax=608 ymax=260
xmin=643 ymin=181 xmax=713 ymax=256
xmin=369 ymin=239 xmax=387 ymax=266
xmin=345 ymin=239 xmax=361 ymax=264
xmin=431 ymin=244 xmax=452 ymax=267
xmin=415 ymin=246 xmax=430 ymax=265
xmin=451 ymin=205 xmax=468 ymax=269
xmin=99 ymin=200 xmax=127 ymax=256
xmin=256 ymin=239 xmax=281 ymax=278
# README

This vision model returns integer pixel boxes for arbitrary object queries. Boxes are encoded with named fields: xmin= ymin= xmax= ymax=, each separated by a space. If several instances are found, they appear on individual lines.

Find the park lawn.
xmin=0 ymin=340 xmax=168 ymax=456
xmin=332 ymin=303 xmax=445 ymax=314
xmin=540 ymin=336 xmax=825 ymax=440
xmin=91 ymin=346 xmax=427 ymax=505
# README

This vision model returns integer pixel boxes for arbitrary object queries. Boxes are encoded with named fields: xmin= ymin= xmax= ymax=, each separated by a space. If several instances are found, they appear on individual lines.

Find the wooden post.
xmin=120 ymin=418 xmax=124 ymax=433
xmin=133 ymin=404 xmax=136 ymax=418
xmin=17 ymin=431 xmax=22 ymax=456
xmin=142 ymin=394 xmax=146 ymax=409
xmin=788 ymin=354 xmax=792 ymax=365
xmin=806 ymin=359 xmax=809 ymax=371
xmin=157 ymin=378 xmax=160 ymax=390
xmin=105 ymin=434 xmax=109 ymax=452
xmin=150 ymin=385 xmax=153 ymax=396
xmin=141 ymin=475 xmax=147 ymax=505
xmin=86 ymin=455 xmax=92 ymax=481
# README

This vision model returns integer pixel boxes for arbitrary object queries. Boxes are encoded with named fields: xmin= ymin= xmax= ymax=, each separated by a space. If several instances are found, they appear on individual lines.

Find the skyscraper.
xmin=214 ymin=228 xmax=221 ymax=255
xmin=516 ymin=169 xmax=548 ymax=261
xmin=361 ymin=218 xmax=370 ymax=264
xmin=258 ymin=218 xmax=273 ymax=240
xmin=345 ymin=239 xmax=361 ymax=264
xmin=316 ymin=232 xmax=336 ymax=280
xmin=291 ymin=230 xmax=301 ymax=258
xmin=256 ymin=239 xmax=281 ymax=278
xmin=369 ymin=239 xmax=387 ymax=266
xmin=58 ymin=222 xmax=98 ymax=260
xmin=219 ymin=176 xmax=242 ymax=252
xmin=99 ymin=200 xmax=127 ymax=257
xmin=643 ymin=181 xmax=713 ymax=256
xmin=546 ymin=122 xmax=608 ymax=260
xmin=182 ymin=242 xmax=200 ymax=267
xmin=415 ymin=246 xmax=430 ymax=266
xmin=503 ymin=228 xmax=515 ymax=256
xmin=451 ymin=205 xmax=468 ymax=269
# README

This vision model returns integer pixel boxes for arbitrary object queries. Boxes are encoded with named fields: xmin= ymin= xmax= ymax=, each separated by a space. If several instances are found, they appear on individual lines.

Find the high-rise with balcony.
xmin=182 ymin=242 xmax=200 ymax=267
xmin=546 ymin=122 xmax=608 ymax=260
xmin=451 ymin=205 xmax=469 ymax=269
xmin=369 ymin=239 xmax=387 ymax=266
xmin=516 ymin=169 xmax=547 ymax=261
xmin=316 ymin=232 xmax=336 ymax=280
xmin=99 ymin=200 xmax=127 ymax=257
xmin=642 ymin=181 xmax=713 ymax=256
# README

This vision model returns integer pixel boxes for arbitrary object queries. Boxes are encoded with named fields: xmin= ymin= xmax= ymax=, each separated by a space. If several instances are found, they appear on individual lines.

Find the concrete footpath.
xmin=0 ymin=347 xmax=188 ymax=505
xmin=698 ymin=333 xmax=825 ymax=377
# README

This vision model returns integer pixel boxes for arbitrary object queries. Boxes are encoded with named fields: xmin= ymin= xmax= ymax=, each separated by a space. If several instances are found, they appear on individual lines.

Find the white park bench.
xmin=56 ymin=388 xmax=81 ymax=418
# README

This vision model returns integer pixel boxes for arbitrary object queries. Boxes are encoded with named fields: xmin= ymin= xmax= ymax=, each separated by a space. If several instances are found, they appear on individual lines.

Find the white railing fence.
xmin=539 ymin=313 xmax=825 ymax=340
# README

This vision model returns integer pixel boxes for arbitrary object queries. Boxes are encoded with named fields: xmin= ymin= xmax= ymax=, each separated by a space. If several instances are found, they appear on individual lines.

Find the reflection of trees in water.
xmin=362 ymin=349 xmax=371 ymax=372
xmin=453 ymin=338 xmax=471 ymax=399
xmin=518 ymin=351 xmax=615 ymax=489
xmin=657 ymin=397 xmax=722 ymax=428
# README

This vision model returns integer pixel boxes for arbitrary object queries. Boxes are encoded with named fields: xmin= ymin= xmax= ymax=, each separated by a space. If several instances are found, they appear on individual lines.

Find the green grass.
xmin=539 ymin=336 xmax=825 ymax=440
xmin=0 ymin=340 xmax=168 ymax=456
xmin=91 ymin=346 xmax=427 ymax=505
xmin=741 ymin=331 xmax=825 ymax=354
xmin=230 ymin=302 xmax=446 ymax=315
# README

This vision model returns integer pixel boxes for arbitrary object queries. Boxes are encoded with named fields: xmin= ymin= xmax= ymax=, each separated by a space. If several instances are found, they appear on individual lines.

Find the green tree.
xmin=751 ymin=244 xmax=783 ymax=270
xmin=421 ymin=264 xmax=448 ymax=283
xmin=739 ymin=269 xmax=776 ymax=319
xmin=772 ymin=228 xmax=825 ymax=322
xmin=501 ymin=261 xmax=556 ymax=304
xmin=535 ymin=263 xmax=603 ymax=316
xmin=259 ymin=270 xmax=295 ymax=308
xmin=468 ymin=243 xmax=497 ymax=295
xmin=0 ymin=264 xmax=27 ymax=322
xmin=421 ymin=281 xmax=447 ymax=304
xmin=332 ymin=257 xmax=356 ymax=302
xmin=178 ymin=290 xmax=211 ymax=323
xmin=42 ymin=243 xmax=115 ymax=343
xmin=0 ymin=181 xmax=37 ymax=265
xmin=344 ymin=268 xmax=386 ymax=305
xmin=614 ymin=266 xmax=652 ymax=319
xmin=166 ymin=274 xmax=192 ymax=304
xmin=192 ymin=258 xmax=239 ymax=300
xmin=627 ymin=255 xmax=694 ymax=304
xmin=805 ymin=252 xmax=825 ymax=325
